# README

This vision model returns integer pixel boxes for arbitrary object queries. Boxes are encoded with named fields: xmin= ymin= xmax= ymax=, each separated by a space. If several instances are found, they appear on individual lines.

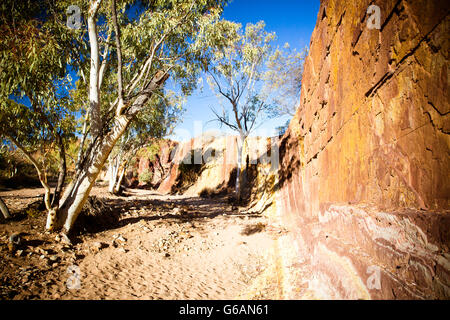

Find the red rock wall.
xmin=277 ymin=0 xmax=449 ymax=299
xmin=125 ymin=140 xmax=177 ymax=188
xmin=157 ymin=135 xmax=239 ymax=195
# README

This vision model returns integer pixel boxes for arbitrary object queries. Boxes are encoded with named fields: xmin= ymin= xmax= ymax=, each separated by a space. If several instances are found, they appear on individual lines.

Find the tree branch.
xmin=88 ymin=0 xmax=103 ymax=137
xmin=111 ymin=0 xmax=124 ymax=116
xmin=3 ymin=133 xmax=52 ymax=210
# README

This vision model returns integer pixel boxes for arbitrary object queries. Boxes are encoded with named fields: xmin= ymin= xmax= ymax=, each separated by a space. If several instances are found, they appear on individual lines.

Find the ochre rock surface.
xmin=157 ymin=135 xmax=239 ymax=195
xmin=125 ymin=139 xmax=178 ymax=188
xmin=276 ymin=0 xmax=449 ymax=299
xmin=156 ymin=134 xmax=277 ymax=196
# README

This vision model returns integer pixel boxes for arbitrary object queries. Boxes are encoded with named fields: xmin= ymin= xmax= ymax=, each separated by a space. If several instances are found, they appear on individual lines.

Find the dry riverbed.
xmin=0 ymin=187 xmax=281 ymax=300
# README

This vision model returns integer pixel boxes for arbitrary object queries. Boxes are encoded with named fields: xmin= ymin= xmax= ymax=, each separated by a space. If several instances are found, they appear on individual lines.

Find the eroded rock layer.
xmin=276 ymin=0 xmax=449 ymax=299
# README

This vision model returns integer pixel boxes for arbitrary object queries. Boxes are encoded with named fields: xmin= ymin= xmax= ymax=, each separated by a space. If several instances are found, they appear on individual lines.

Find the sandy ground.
xmin=0 ymin=187 xmax=281 ymax=300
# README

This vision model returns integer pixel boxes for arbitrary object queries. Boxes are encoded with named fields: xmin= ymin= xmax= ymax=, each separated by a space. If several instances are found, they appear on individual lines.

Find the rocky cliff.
xmin=156 ymin=134 xmax=276 ymax=199
xmin=275 ymin=0 xmax=449 ymax=299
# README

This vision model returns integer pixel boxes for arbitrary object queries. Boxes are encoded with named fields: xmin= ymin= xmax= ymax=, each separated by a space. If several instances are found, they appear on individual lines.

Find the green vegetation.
xmin=138 ymin=168 xmax=153 ymax=185
xmin=0 ymin=0 xmax=302 ymax=234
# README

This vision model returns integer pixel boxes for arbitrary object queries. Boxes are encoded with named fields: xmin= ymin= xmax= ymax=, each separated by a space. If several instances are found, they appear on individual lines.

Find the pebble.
xmin=60 ymin=233 xmax=72 ymax=245
xmin=91 ymin=242 xmax=105 ymax=252
xmin=116 ymin=235 xmax=127 ymax=242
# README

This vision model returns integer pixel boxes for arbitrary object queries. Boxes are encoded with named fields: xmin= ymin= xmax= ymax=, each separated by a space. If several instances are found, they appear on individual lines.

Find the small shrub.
xmin=25 ymin=207 xmax=41 ymax=219
xmin=241 ymin=222 xmax=266 ymax=235
xmin=138 ymin=169 xmax=153 ymax=184
xmin=199 ymin=187 xmax=215 ymax=198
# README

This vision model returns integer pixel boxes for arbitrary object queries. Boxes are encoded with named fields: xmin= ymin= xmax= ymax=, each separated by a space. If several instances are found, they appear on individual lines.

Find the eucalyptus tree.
xmin=0 ymin=0 xmax=80 ymax=214
xmin=206 ymin=21 xmax=276 ymax=201
xmin=1 ymin=0 xmax=233 ymax=237
xmin=47 ymin=0 xmax=232 ymax=235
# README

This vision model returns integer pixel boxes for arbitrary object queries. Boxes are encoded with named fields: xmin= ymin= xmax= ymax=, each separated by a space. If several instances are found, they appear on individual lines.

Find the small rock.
xmin=91 ymin=242 xmax=106 ymax=252
xmin=164 ymin=253 xmax=170 ymax=258
xmin=60 ymin=233 xmax=72 ymax=245
xmin=74 ymin=253 xmax=85 ymax=260
xmin=116 ymin=235 xmax=127 ymax=242
xmin=9 ymin=232 xmax=22 ymax=245
xmin=49 ymin=255 xmax=59 ymax=262
xmin=118 ymin=247 xmax=128 ymax=253
xmin=15 ymin=250 xmax=24 ymax=257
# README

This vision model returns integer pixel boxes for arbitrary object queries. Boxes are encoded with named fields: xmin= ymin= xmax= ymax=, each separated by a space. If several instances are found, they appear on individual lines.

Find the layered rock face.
xmin=157 ymin=134 xmax=276 ymax=197
xmin=124 ymin=140 xmax=178 ymax=188
xmin=157 ymin=134 xmax=239 ymax=195
xmin=277 ymin=0 xmax=449 ymax=299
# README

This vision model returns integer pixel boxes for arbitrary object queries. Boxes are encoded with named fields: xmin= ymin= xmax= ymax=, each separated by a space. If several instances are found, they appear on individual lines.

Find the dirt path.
xmin=0 ymin=188 xmax=280 ymax=300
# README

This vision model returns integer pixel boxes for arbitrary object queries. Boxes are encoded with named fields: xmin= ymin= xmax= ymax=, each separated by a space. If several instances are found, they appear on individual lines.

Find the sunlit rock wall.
xmin=276 ymin=0 xmax=449 ymax=299
xmin=124 ymin=140 xmax=177 ymax=188
xmin=157 ymin=135 xmax=239 ymax=195
xmin=157 ymin=134 xmax=278 ymax=197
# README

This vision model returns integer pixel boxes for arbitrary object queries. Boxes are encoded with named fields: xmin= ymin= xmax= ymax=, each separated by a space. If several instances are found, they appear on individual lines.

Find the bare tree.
xmin=207 ymin=21 xmax=275 ymax=201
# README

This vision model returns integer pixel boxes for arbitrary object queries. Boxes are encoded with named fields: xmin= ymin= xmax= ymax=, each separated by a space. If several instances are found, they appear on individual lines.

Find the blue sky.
xmin=170 ymin=0 xmax=320 ymax=141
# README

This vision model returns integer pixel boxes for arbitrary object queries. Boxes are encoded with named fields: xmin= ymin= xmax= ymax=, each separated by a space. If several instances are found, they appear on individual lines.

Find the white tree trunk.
xmin=47 ymin=71 xmax=169 ymax=233
xmin=0 ymin=197 xmax=11 ymax=220
xmin=107 ymin=162 xmax=116 ymax=193
xmin=114 ymin=164 xmax=127 ymax=194
xmin=87 ymin=5 xmax=102 ymax=137
xmin=107 ymin=153 xmax=121 ymax=194
xmin=50 ymin=115 xmax=130 ymax=232
xmin=235 ymin=134 xmax=246 ymax=201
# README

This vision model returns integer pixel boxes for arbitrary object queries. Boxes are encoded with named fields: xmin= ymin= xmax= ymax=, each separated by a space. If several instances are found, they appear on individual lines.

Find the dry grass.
xmin=241 ymin=222 xmax=266 ymax=236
